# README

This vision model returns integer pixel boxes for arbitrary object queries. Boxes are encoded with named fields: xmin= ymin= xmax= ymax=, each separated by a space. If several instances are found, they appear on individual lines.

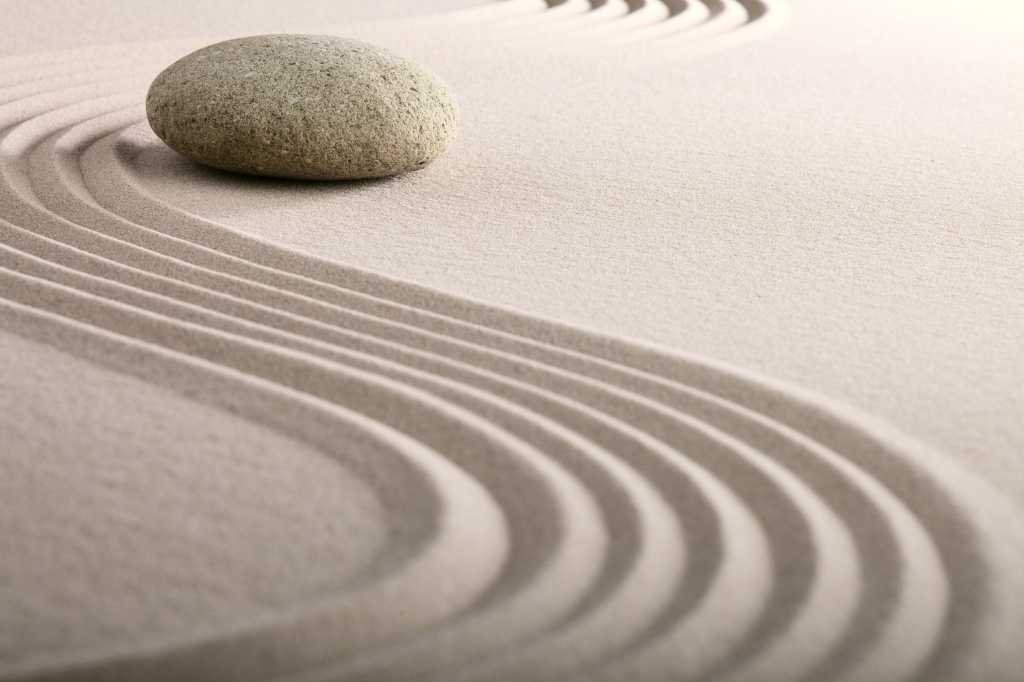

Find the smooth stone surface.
xmin=146 ymin=34 xmax=458 ymax=180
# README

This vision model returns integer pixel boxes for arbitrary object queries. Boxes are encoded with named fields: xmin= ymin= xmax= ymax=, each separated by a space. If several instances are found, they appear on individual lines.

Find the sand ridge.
xmin=411 ymin=0 xmax=789 ymax=52
xmin=1 ymin=2 xmax=1023 ymax=681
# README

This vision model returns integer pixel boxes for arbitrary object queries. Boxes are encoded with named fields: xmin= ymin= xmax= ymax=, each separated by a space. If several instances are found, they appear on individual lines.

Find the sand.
xmin=1 ymin=1 xmax=1023 ymax=680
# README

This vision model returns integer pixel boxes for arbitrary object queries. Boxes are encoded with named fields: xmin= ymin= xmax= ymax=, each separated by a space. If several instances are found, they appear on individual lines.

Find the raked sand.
xmin=1 ymin=1 xmax=1023 ymax=680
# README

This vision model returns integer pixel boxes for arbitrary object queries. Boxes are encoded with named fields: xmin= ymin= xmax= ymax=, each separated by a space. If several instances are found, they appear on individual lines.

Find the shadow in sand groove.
xmin=0 ymin=8 xmax=1021 ymax=682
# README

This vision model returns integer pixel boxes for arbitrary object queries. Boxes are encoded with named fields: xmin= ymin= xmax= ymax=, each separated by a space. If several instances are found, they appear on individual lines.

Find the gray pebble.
xmin=146 ymin=34 xmax=458 ymax=180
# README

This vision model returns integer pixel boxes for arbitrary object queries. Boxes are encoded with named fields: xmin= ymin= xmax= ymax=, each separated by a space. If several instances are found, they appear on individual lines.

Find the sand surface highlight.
xmin=2 ymin=1 xmax=1023 ymax=681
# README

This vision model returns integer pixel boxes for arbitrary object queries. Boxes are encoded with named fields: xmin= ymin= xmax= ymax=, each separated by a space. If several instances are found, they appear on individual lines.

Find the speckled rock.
xmin=146 ymin=34 xmax=458 ymax=180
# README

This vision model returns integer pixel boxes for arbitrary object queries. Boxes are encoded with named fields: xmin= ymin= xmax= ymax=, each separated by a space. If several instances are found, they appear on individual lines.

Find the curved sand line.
xmin=428 ymin=0 xmax=786 ymax=52
xmin=2 ymin=12 xmax=1024 ymax=682
xmin=0 ymin=298 xmax=513 ymax=681
xmin=0 ymin=71 xmax=987 ymax=675
xmin=8 ymin=98 xmax=729 ymax=675
xmin=24 ymin=102 xmax=876 ymax=679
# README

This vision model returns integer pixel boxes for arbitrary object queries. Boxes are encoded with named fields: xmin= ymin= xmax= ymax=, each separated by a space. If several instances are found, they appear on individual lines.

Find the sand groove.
xmin=433 ymin=0 xmax=788 ymax=51
xmin=2 ymin=8 xmax=1024 ymax=682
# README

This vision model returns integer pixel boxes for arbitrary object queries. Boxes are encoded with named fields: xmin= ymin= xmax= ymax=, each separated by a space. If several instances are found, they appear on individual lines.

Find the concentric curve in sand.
xmin=427 ymin=0 xmax=790 ymax=53
xmin=1 ymin=14 xmax=1024 ymax=682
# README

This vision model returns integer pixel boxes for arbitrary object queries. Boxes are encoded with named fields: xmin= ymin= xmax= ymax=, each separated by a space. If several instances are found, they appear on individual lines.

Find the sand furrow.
xmin=6 ymin=99 xmax=737 ymax=675
xmin=428 ymin=0 xmax=785 ymax=51
xmin=2 ymin=6 xmax=1024 ymax=681
xmin=0 ymin=296 xmax=511 ymax=682
xmin=0 ymin=270 xmax=604 ymax=681
xmin=0 ymin=240 xmax=791 ymax=682
xmin=0 ymin=84 xmax=966 ymax=679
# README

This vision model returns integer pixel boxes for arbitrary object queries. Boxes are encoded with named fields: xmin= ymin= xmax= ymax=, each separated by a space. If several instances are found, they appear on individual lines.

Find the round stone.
xmin=145 ymin=34 xmax=458 ymax=180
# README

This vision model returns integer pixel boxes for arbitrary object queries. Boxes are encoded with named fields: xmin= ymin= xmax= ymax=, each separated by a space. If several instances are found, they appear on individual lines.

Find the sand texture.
xmin=147 ymin=35 xmax=459 ymax=179
xmin=1 ymin=1 xmax=1023 ymax=681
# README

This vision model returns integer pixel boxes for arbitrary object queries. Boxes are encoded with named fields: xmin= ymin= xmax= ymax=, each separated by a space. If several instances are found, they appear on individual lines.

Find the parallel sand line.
xmin=435 ymin=0 xmax=551 ymax=24
xmin=0 ymin=242 xmax=703 ymax=679
xmin=444 ymin=0 xmax=672 ymax=44
xmin=2 ymin=93 xmax=712 ymax=675
xmin=3 ymin=13 xmax=1024 ymax=682
xmin=12 ymin=100 xmax=876 ymax=675
xmin=0 ymin=264 xmax=741 ymax=675
xmin=446 ymin=0 xmax=780 ymax=48
xmin=0 ymin=244 xmax=892 ymax=679
xmin=0 ymin=202 xmax=937 ymax=679
xmin=0 ymin=244 xmax=723 ymax=680
xmin=0 ymin=274 xmax=606 ymax=682
xmin=0 ymin=207 xmax=786 ymax=681
xmin=610 ymin=2 xmax=710 ymax=42
xmin=0 ymin=298 xmax=513 ymax=682
xmin=0 ymin=78 xmax=983 ymax=667
xmin=338 ymin=0 xmax=774 ymax=58
xmin=0 ymin=196 xmax=933 ymax=679
xmin=553 ymin=0 xmax=671 ymax=37
xmin=0 ymin=0 xmax=783 ymax=67
xmin=533 ymin=0 xmax=636 ymax=31
xmin=472 ymin=0 xmax=597 ymax=29
xmin=4 ymin=99 xmax=749 ymax=675
xmin=0 ymin=98 xmax=999 ymax=675
xmin=79 ymin=123 xmax=1024 ymax=679
xmin=0 ymin=223 xmax=950 ymax=675
xmin=0 ymin=91 xmax=729 ymax=675
xmin=0 ymin=208 xmax=806 ymax=679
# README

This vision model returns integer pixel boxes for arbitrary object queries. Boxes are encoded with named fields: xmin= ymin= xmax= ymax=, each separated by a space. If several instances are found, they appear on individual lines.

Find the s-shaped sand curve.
xmin=1 ymin=4 xmax=1023 ymax=682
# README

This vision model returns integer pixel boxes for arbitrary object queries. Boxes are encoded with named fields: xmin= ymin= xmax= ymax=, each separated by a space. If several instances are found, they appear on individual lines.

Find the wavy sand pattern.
xmin=1 ymin=2 xmax=1023 ymax=681
xmin=436 ymin=0 xmax=788 ymax=50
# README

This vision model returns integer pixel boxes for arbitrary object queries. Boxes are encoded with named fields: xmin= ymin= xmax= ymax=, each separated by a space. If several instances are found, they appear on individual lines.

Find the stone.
xmin=146 ymin=34 xmax=458 ymax=180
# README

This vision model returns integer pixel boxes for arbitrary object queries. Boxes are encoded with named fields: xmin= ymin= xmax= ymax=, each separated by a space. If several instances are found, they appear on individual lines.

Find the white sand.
xmin=1 ymin=1 xmax=1023 ymax=680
